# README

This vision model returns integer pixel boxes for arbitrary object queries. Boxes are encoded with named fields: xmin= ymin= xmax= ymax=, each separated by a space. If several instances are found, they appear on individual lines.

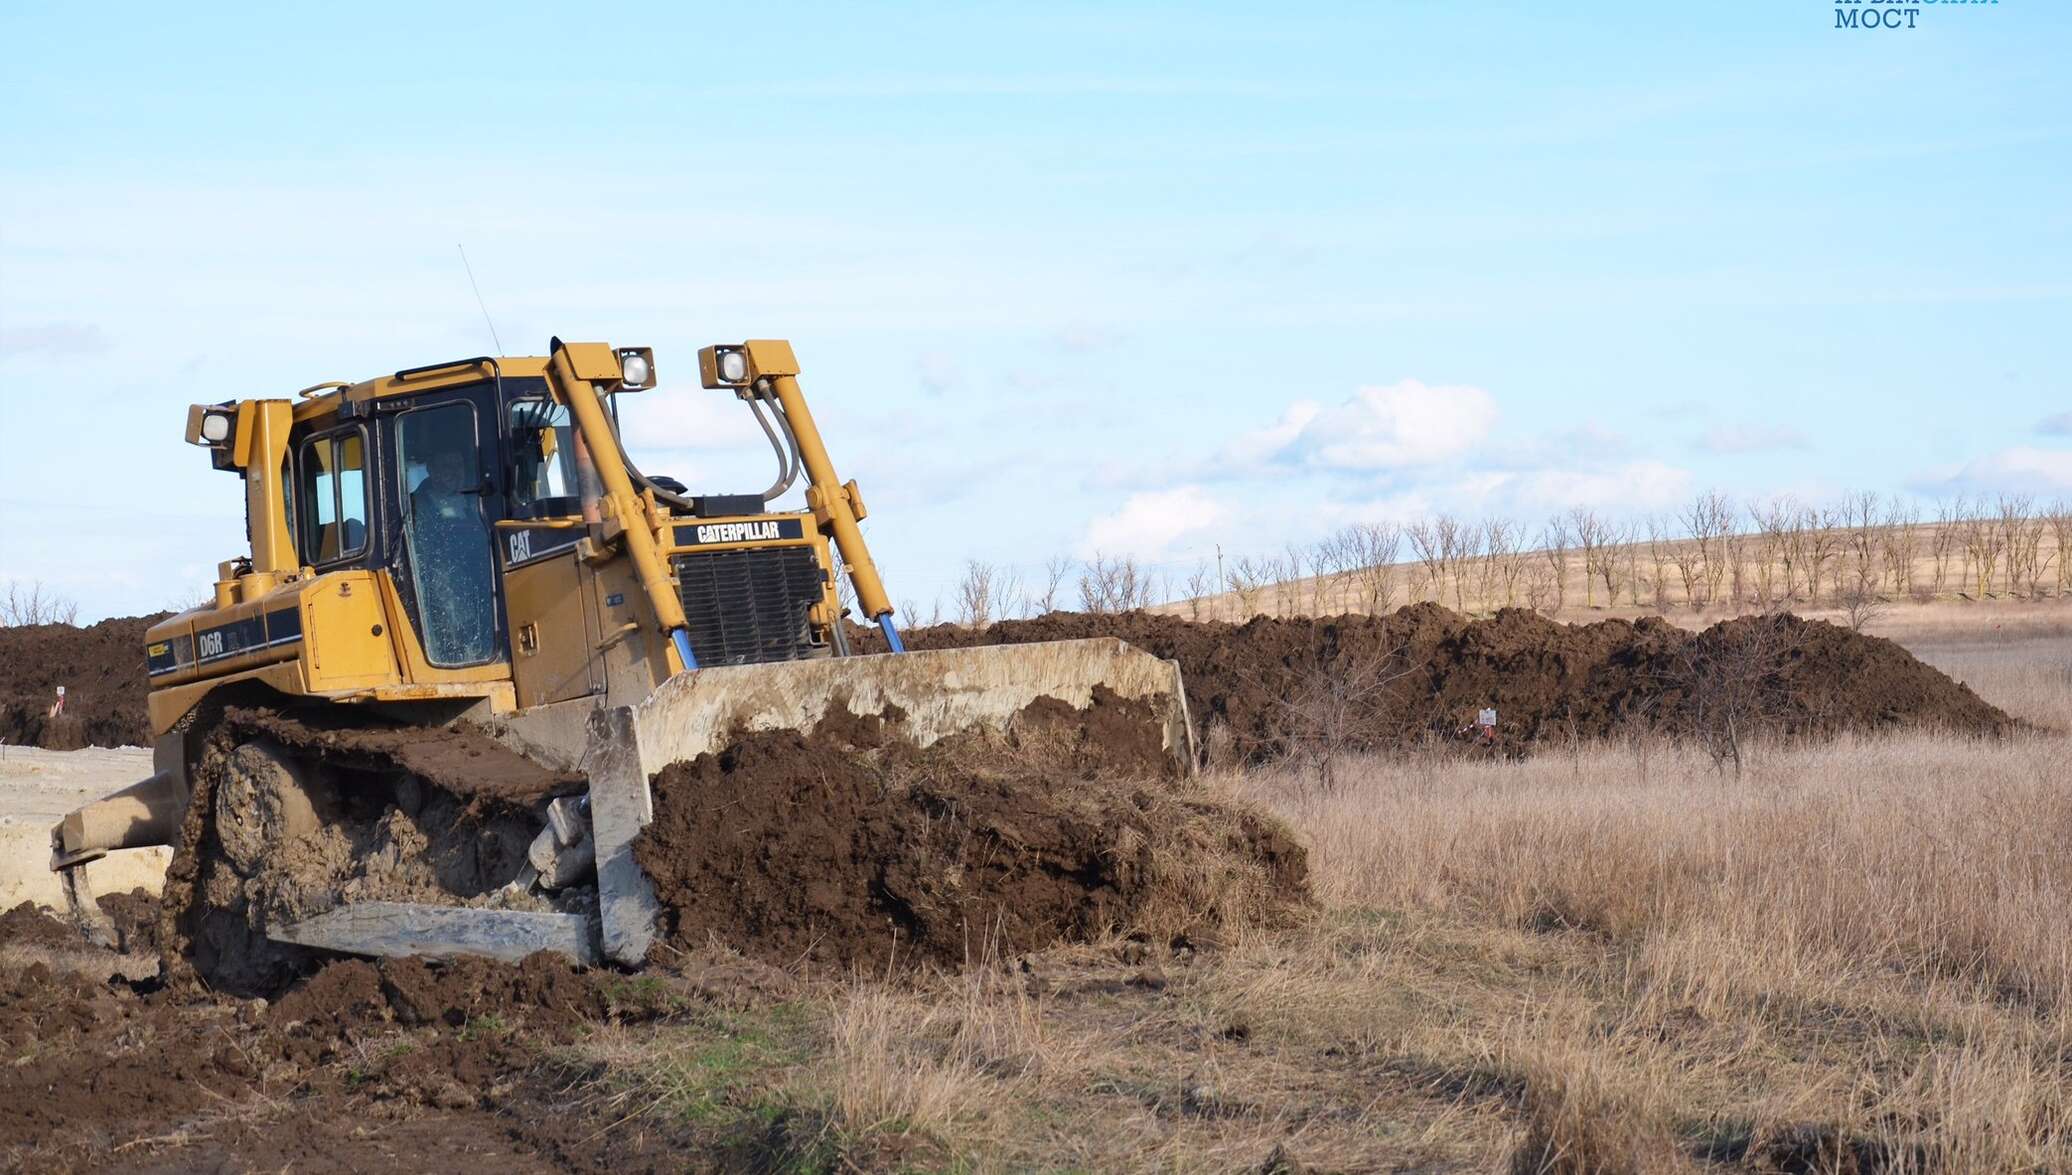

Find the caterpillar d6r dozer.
xmin=52 ymin=339 xmax=1193 ymax=994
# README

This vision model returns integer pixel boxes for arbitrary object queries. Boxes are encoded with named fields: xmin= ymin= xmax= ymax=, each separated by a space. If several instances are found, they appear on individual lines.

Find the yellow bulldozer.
xmin=52 ymin=338 xmax=1193 ymax=993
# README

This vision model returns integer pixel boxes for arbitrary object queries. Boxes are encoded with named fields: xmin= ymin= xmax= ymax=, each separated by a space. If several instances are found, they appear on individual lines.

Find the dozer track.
xmin=165 ymin=708 xmax=588 ymax=995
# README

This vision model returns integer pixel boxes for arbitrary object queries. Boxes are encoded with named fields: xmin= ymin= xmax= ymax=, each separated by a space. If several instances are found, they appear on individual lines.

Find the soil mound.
xmin=0 ymin=613 xmax=161 ymax=748
xmin=0 ymin=888 xmax=160 ymax=954
xmin=869 ymin=606 xmax=2012 ymax=761
xmin=0 ymin=901 xmax=80 ymax=949
xmin=634 ymin=698 xmax=1310 ymax=970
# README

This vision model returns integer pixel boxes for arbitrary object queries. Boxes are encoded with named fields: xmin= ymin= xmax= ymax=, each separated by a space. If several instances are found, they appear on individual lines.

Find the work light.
xmin=616 ymin=347 xmax=656 ymax=389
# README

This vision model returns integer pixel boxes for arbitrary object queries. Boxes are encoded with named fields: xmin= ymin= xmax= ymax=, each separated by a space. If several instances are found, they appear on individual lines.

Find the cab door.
xmin=498 ymin=392 xmax=603 ymax=707
xmin=386 ymin=388 xmax=505 ymax=668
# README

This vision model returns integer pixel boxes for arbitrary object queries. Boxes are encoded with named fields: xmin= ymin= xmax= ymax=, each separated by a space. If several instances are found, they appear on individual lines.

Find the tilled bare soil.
xmin=869 ymin=605 xmax=2015 ymax=760
xmin=0 ymin=894 xmax=794 ymax=1173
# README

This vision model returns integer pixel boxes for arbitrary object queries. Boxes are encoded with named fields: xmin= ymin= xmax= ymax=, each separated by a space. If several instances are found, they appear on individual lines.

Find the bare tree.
xmin=1404 ymin=521 xmax=1446 ymax=604
xmin=1666 ymin=613 xmax=1807 ymax=778
xmin=1182 ymin=561 xmax=1215 ymax=621
xmin=1880 ymin=498 xmax=1920 ymax=598
xmin=1838 ymin=585 xmax=1888 ymax=632
xmin=1538 ymin=517 xmax=1571 ymax=613
xmin=1482 ymin=517 xmax=1525 ymax=609
xmin=1806 ymin=506 xmax=1844 ymax=605
xmin=1225 ymin=554 xmax=1282 ymax=619
xmin=2049 ymin=501 xmax=2072 ymax=598
xmin=1436 ymin=514 xmax=1477 ymax=611
xmin=954 ymin=560 xmax=998 ymax=628
xmin=1321 ymin=522 xmax=1401 ymax=615
xmin=1961 ymin=510 xmax=2003 ymax=599
xmin=1270 ymin=638 xmax=1413 ymax=793
xmin=1644 ymin=515 xmax=1676 ymax=611
xmin=1078 ymin=554 xmax=1157 ymax=614
xmin=1601 ymin=521 xmax=1635 ymax=608
xmin=1279 ymin=542 xmax=1309 ymax=616
xmin=1840 ymin=490 xmax=1883 ymax=600
xmin=1033 ymin=556 xmax=1073 ymax=615
xmin=1667 ymin=517 xmax=1705 ymax=610
xmin=1521 ymin=563 xmax=1558 ymax=615
xmin=1929 ymin=497 xmax=1965 ymax=597
xmin=0 ymin=581 xmax=79 ymax=626
xmin=1751 ymin=498 xmax=1795 ymax=606
xmin=1998 ymin=494 xmax=2044 ymax=597
xmin=1567 ymin=508 xmax=1607 ymax=608
xmin=1681 ymin=491 xmax=1735 ymax=606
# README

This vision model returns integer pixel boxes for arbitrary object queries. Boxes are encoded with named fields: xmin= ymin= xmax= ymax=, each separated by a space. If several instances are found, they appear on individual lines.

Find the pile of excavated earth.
xmin=2 ymin=604 xmax=2012 ymax=758
xmin=632 ymin=691 xmax=1309 ymax=970
xmin=868 ymin=604 xmax=2015 ymax=760
xmin=0 ymin=614 xmax=160 ymax=750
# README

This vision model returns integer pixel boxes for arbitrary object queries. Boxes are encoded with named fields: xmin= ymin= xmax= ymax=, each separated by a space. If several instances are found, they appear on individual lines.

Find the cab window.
xmin=297 ymin=428 xmax=369 ymax=564
xmin=508 ymin=398 xmax=581 ymax=516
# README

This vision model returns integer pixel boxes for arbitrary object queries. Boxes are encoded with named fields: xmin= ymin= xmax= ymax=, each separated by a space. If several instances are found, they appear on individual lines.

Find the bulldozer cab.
xmin=295 ymin=377 xmax=508 ymax=670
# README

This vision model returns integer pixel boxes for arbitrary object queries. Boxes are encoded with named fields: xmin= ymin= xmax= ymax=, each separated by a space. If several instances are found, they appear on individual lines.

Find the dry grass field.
xmin=492 ymin=614 xmax=2070 ymax=1172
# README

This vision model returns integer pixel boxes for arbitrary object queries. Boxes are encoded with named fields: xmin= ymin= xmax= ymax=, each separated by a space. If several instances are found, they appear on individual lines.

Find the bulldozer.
xmin=50 ymin=338 xmax=1193 ymax=994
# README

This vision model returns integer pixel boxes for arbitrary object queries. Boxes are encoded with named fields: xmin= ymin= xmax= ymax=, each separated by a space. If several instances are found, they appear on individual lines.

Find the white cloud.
xmin=1503 ymin=460 xmax=1694 ymax=511
xmin=1081 ymin=485 xmax=1224 ymax=557
xmin=617 ymin=382 xmax=769 ymax=454
xmin=1391 ymin=459 xmax=1693 ymax=518
xmin=1229 ymin=380 xmax=1497 ymax=471
xmin=1694 ymin=424 xmax=1809 ymax=455
xmin=1921 ymin=446 xmax=2072 ymax=493
xmin=1223 ymin=400 xmax=1320 ymax=465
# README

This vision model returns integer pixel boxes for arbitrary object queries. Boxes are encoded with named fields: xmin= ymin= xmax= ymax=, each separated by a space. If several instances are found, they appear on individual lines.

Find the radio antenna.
xmin=457 ymin=244 xmax=505 ymax=354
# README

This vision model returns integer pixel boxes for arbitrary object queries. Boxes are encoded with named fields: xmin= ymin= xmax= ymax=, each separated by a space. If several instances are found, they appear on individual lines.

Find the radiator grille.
xmin=672 ymin=546 xmax=825 ymax=666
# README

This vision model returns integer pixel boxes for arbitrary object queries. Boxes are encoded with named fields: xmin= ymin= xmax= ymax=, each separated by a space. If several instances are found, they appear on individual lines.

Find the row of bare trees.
xmin=923 ymin=492 xmax=2072 ymax=630
xmin=0 ymin=580 xmax=79 ymax=626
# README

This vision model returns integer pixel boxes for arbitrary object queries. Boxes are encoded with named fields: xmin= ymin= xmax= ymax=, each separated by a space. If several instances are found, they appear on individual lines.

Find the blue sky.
xmin=3 ymin=2 xmax=2068 ymax=621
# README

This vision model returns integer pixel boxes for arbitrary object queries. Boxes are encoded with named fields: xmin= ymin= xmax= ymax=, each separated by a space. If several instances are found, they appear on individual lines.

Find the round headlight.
xmin=717 ymin=349 xmax=749 ymax=384
xmin=200 ymin=412 xmax=232 ymax=443
xmin=621 ymin=352 xmax=652 ymax=387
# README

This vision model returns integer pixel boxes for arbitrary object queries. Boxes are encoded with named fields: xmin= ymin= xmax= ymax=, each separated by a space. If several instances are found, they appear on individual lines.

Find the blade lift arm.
xmin=544 ymin=339 xmax=702 ymax=672
xmin=704 ymin=340 xmax=905 ymax=652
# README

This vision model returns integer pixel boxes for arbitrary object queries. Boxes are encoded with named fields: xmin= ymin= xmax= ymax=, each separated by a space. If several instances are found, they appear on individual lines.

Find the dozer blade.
xmin=272 ymin=902 xmax=601 ymax=966
xmin=585 ymin=637 xmax=1194 ymax=964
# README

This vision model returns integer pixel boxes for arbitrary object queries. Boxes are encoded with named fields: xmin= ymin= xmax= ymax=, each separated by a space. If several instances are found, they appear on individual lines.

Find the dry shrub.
xmin=822 ymin=968 xmax=1082 ymax=1147
xmin=1506 ymin=1065 xmax=1676 ymax=1175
